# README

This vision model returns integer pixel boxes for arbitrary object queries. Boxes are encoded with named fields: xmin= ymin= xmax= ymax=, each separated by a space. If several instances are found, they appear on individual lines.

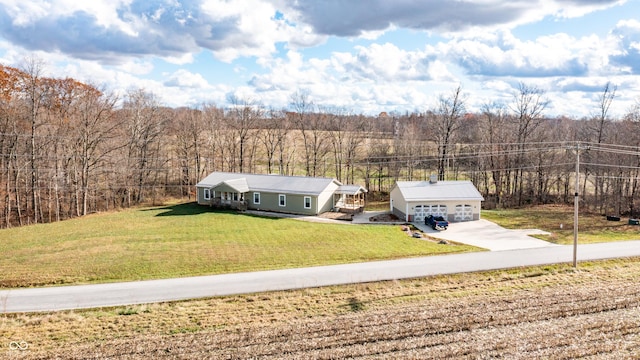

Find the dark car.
xmin=425 ymin=214 xmax=449 ymax=230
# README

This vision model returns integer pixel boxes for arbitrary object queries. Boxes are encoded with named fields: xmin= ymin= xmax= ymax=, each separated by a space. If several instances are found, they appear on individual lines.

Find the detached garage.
xmin=390 ymin=177 xmax=484 ymax=223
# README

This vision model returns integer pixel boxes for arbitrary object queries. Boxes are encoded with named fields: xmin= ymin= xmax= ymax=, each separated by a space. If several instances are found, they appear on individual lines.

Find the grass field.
xmin=3 ymin=258 xmax=640 ymax=358
xmin=0 ymin=202 xmax=478 ymax=288
xmin=483 ymin=204 xmax=640 ymax=244
xmin=2 ymin=204 xmax=640 ymax=358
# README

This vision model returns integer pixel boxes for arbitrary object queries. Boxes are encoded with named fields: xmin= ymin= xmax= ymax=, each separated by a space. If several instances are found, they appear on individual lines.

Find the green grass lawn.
xmin=483 ymin=204 xmax=640 ymax=244
xmin=0 ymin=203 xmax=478 ymax=288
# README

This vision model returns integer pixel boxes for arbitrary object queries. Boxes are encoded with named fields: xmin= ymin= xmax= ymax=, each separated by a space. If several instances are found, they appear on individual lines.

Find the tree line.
xmin=2 ymin=59 xmax=640 ymax=228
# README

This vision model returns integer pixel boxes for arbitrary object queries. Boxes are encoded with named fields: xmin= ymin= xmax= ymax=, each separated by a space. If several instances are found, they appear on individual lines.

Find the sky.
xmin=0 ymin=0 xmax=639 ymax=118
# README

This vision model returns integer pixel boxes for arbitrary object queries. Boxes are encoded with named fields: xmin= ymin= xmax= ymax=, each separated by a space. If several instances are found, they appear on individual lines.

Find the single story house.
xmin=196 ymin=172 xmax=367 ymax=216
xmin=390 ymin=177 xmax=484 ymax=223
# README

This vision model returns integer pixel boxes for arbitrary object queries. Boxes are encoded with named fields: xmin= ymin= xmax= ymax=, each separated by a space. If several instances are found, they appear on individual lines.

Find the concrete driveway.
xmin=414 ymin=219 xmax=558 ymax=251
xmin=255 ymin=210 xmax=557 ymax=251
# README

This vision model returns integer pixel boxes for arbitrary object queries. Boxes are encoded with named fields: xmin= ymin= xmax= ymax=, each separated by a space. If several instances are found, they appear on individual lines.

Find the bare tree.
xmin=202 ymin=104 xmax=224 ymax=173
xmin=395 ymin=113 xmax=428 ymax=182
xmin=260 ymin=109 xmax=289 ymax=174
xmin=344 ymin=115 xmax=366 ymax=184
xmin=433 ymin=85 xmax=466 ymax=181
xmin=121 ymin=89 xmax=167 ymax=204
xmin=289 ymin=90 xmax=316 ymax=176
xmin=309 ymin=108 xmax=333 ymax=177
xmin=480 ymin=101 xmax=510 ymax=207
xmin=509 ymin=82 xmax=549 ymax=205
xmin=73 ymin=85 xmax=120 ymax=215
xmin=0 ymin=64 xmax=24 ymax=226
xmin=226 ymin=96 xmax=263 ymax=173
xmin=366 ymin=140 xmax=393 ymax=192
xmin=173 ymin=106 xmax=206 ymax=198
xmin=584 ymin=82 xmax=616 ymax=212
xmin=328 ymin=111 xmax=345 ymax=182
xmin=275 ymin=112 xmax=295 ymax=175
xmin=19 ymin=57 xmax=48 ymax=223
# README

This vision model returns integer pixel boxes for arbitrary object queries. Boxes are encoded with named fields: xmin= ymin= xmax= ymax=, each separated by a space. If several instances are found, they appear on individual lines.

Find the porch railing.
xmin=210 ymin=198 xmax=248 ymax=211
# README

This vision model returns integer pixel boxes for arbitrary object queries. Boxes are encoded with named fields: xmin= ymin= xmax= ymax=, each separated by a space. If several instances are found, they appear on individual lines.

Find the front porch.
xmin=207 ymin=178 xmax=250 ymax=211
xmin=334 ymin=185 xmax=367 ymax=214
xmin=209 ymin=197 xmax=248 ymax=211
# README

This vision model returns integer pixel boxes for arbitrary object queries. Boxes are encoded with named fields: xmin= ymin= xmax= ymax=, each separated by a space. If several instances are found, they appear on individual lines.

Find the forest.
xmin=2 ymin=59 xmax=640 ymax=228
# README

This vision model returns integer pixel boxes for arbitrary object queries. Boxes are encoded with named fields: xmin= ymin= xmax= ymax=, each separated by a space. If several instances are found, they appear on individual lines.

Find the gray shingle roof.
xmin=394 ymin=180 xmax=484 ymax=201
xmin=197 ymin=172 xmax=341 ymax=196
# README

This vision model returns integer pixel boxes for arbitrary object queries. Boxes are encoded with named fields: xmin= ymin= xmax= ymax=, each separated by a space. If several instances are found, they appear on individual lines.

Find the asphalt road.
xmin=3 ymin=241 xmax=640 ymax=313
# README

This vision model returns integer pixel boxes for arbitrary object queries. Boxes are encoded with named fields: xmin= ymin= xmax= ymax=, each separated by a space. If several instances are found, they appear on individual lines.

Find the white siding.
xmin=390 ymin=185 xmax=408 ymax=220
xmin=317 ymin=181 xmax=340 ymax=214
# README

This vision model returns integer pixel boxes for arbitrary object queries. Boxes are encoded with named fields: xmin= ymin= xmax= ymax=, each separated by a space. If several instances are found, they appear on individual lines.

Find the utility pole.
xmin=572 ymin=142 xmax=588 ymax=268
xmin=573 ymin=143 xmax=579 ymax=268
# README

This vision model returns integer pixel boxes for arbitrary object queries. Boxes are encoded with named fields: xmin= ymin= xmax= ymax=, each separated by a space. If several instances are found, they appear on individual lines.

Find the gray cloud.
xmin=0 ymin=0 xmax=257 ymax=63
xmin=553 ymin=79 xmax=612 ymax=93
xmin=459 ymin=55 xmax=589 ymax=78
xmin=289 ymin=0 xmax=620 ymax=36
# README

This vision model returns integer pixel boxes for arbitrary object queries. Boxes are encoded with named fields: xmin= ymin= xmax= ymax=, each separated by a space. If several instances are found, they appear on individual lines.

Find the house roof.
xmin=394 ymin=180 xmax=484 ymax=202
xmin=213 ymin=178 xmax=250 ymax=193
xmin=335 ymin=185 xmax=368 ymax=195
xmin=196 ymin=172 xmax=342 ymax=196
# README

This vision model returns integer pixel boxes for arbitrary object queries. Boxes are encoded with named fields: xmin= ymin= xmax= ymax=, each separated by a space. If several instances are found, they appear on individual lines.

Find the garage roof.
xmin=394 ymin=180 xmax=484 ymax=202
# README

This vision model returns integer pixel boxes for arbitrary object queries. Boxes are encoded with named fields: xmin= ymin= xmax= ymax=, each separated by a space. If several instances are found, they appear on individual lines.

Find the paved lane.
xmin=414 ymin=219 xmax=559 ymax=251
xmin=3 ymin=241 xmax=640 ymax=313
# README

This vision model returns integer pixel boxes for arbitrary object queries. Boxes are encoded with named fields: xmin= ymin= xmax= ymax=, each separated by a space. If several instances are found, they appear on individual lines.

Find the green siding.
xmin=196 ymin=187 xmax=209 ymax=205
xmin=248 ymin=192 xmax=318 ymax=215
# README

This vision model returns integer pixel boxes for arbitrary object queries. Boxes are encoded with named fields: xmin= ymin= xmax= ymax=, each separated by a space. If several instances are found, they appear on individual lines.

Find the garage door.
xmin=414 ymin=205 xmax=447 ymax=222
xmin=454 ymin=204 xmax=473 ymax=221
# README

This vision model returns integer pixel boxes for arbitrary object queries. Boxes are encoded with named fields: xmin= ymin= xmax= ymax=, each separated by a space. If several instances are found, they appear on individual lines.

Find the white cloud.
xmin=552 ymin=0 xmax=627 ymax=19
xmin=0 ymin=0 xmax=51 ymax=26
xmin=163 ymin=53 xmax=195 ymax=65
xmin=436 ymin=29 xmax=608 ymax=78
xmin=200 ymin=0 xmax=297 ymax=62
xmin=116 ymin=59 xmax=153 ymax=75
xmin=427 ymin=59 xmax=456 ymax=82
xmin=1 ymin=0 xmax=138 ymax=34
xmin=1 ymin=0 xmax=638 ymax=119
xmin=333 ymin=43 xmax=432 ymax=82
xmin=164 ymin=69 xmax=210 ymax=88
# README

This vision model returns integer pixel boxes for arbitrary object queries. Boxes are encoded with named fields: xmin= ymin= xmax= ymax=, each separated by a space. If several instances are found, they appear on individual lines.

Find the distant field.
xmin=0 ymin=202 xmax=478 ymax=288
xmin=483 ymin=204 xmax=640 ymax=244
xmin=4 ymin=258 xmax=640 ymax=358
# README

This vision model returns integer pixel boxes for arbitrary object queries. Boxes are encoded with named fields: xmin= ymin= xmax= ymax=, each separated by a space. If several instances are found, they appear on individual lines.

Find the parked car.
xmin=425 ymin=214 xmax=449 ymax=230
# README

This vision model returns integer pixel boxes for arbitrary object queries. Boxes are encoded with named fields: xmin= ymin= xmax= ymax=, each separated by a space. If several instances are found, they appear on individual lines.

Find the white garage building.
xmin=390 ymin=178 xmax=484 ymax=223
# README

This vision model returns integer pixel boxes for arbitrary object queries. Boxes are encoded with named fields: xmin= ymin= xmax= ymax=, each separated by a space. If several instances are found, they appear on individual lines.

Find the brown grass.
xmin=3 ymin=258 xmax=640 ymax=359
xmin=483 ymin=204 xmax=640 ymax=244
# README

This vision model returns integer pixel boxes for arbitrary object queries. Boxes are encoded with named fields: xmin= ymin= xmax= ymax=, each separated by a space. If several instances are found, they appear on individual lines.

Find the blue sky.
xmin=0 ymin=0 xmax=639 ymax=118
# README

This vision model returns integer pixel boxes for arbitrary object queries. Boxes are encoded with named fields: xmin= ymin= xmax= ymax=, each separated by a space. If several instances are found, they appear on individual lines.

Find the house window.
xmin=233 ymin=192 xmax=239 ymax=201
xmin=253 ymin=192 xmax=260 ymax=204
xmin=203 ymin=188 xmax=210 ymax=200
xmin=304 ymin=196 xmax=311 ymax=209
xmin=279 ymin=194 xmax=286 ymax=207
